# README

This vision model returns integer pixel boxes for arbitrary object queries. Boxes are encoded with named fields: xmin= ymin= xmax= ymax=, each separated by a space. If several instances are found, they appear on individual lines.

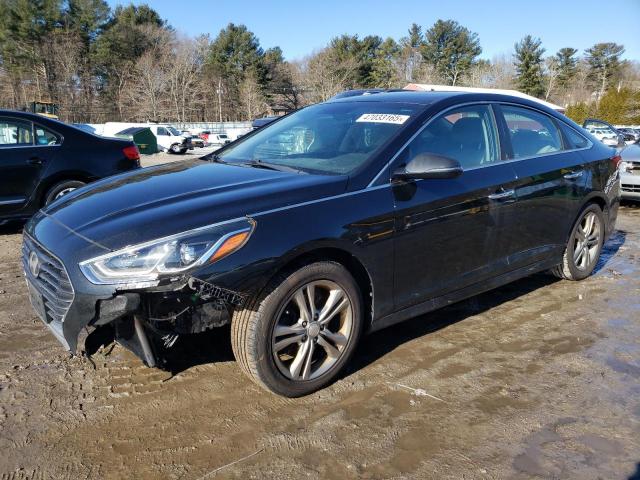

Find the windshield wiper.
xmin=203 ymin=152 xmax=225 ymax=163
xmin=244 ymin=160 xmax=306 ymax=174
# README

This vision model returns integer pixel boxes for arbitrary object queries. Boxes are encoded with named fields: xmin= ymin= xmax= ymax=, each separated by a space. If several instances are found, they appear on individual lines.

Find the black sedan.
xmin=22 ymin=92 xmax=620 ymax=396
xmin=0 ymin=110 xmax=140 ymax=223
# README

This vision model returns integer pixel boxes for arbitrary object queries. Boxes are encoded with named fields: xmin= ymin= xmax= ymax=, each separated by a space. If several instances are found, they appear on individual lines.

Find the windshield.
xmin=219 ymin=134 xmax=228 ymax=139
xmin=218 ymin=102 xmax=419 ymax=174
xmin=167 ymin=126 xmax=182 ymax=136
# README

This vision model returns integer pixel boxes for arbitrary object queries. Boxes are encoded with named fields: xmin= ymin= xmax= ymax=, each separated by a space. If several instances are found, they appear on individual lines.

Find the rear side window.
xmin=405 ymin=104 xmax=500 ymax=170
xmin=560 ymin=123 xmax=590 ymax=149
xmin=35 ymin=125 xmax=61 ymax=146
xmin=501 ymin=106 xmax=562 ymax=159
xmin=0 ymin=119 xmax=33 ymax=147
xmin=157 ymin=127 xmax=168 ymax=135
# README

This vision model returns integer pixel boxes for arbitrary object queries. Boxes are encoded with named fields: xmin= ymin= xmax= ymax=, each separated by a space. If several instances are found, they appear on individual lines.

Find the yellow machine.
xmin=28 ymin=101 xmax=59 ymax=119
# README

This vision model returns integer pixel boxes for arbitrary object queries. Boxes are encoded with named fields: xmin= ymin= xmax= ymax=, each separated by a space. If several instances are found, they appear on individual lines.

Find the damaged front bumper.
xmin=21 ymin=227 xmax=245 ymax=367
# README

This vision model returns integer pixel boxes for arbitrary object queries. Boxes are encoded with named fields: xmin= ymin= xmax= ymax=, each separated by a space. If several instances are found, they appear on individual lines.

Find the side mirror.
xmin=393 ymin=153 xmax=463 ymax=180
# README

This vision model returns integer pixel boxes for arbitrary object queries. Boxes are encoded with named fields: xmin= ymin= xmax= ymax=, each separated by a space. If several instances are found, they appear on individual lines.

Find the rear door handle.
xmin=27 ymin=156 xmax=43 ymax=165
xmin=488 ymin=189 xmax=515 ymax=200
xmin=563 ymin=170 xmax=584 ymax=180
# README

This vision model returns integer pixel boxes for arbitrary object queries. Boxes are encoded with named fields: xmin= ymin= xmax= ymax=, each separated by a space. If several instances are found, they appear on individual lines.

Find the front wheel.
xmin=169 ymin=143 xmax=182 ymax=154
xmin=551 ymin=203 xmax=605 ymax=280
xmin=231 ymin=261 xmax=363 ymax=397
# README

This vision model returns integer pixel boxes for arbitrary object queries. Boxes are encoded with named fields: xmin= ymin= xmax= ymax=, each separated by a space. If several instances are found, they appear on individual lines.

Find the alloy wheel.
xmin=272 ymin=280 xmax=353 ymax=381
xmin=54 ymin=187 xmax=77 ymax=200
xmin=573 ymin=211 xmax=601 ymax=271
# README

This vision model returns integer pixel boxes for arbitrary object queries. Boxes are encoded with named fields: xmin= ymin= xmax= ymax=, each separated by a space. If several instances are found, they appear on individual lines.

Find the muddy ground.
xmin=0 ymin=204 xmax=639 ymax=480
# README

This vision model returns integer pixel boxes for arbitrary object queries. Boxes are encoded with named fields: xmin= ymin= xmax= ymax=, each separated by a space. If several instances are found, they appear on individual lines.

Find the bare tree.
xmin=167 ymin=35 xmax=206 ymax=122
xmin=297 ymin=48 xmax=360 ymax=103
xmin=238 ymin=73 xmax=268 ymax=119
xmin=544 ymin=56 xmax=560 ymax=101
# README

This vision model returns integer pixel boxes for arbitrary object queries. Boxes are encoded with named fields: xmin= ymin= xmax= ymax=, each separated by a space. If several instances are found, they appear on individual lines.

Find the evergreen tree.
xmin=370 ymin=37 xmax=400 ymax=88
xmin=554 ymin=47 xmax=578 ymax=90
xmin=421 ymin=19 xmax=481 ymax=85
xmin=585 ymin=42 xmax=625 ymax=100
xmin=514 ymin=35 xmax=546 ymax=97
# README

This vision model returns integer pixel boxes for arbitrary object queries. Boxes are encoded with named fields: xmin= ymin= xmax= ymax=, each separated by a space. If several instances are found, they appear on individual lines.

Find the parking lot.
xmin=140 ymin=145 xmax=220 ymax=168
xmin=0 ymin=203 xmax=638 ymax=479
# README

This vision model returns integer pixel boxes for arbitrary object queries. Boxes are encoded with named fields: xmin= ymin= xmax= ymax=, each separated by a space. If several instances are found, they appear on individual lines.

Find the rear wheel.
xmin=43 ymin=180 xmax=86 ymax=206
xmin=551 ymin=203 xmax=605 ymax=280
xmin=231 ymin=261 xmax=363 ymax=397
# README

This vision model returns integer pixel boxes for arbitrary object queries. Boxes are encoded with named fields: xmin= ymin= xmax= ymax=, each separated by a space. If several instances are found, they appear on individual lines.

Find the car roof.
xmin=327 ymin=90 xmax=461 ymax=105
xmin=327 ymin=90 xmax=568 ymax=117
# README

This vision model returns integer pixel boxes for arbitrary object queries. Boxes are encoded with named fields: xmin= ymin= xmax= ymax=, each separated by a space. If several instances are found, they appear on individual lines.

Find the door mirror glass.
xmin=394 ymin=153 xmax=463 ymax=180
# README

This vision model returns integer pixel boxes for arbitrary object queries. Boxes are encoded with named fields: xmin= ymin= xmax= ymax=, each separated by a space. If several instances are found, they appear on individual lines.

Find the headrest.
xmin=452 ymin=117 xmax=484 ymax=145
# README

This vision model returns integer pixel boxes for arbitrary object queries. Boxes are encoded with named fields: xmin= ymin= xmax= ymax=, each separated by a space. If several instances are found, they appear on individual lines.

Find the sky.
xmin=107 ymin=0 xmax=640 ymax=61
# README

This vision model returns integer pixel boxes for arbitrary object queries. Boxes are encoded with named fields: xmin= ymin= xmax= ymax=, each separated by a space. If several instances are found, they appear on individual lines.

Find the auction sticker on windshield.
xmin=356 ymin=113 xmax=410 ymax=124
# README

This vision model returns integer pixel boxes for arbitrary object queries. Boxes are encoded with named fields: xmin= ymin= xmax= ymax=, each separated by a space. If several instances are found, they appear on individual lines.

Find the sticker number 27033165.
xmin=356 ymin=113 xmax=410 ymax=125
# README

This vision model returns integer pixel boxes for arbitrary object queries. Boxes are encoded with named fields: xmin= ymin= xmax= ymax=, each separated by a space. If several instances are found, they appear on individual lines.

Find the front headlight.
xmin=80 ymin=218 xmax=255 ymax=285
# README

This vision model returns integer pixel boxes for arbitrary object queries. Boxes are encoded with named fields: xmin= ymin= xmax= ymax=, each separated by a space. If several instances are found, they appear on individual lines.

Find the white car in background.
xmin=208 ymin=133 xmax=231 ymax=148
xmin=619 ymin=144 xmax=640 ymax=201
xmin=148 ymin=125 xmax=192 ymax=154
xmin=583 ymin=119 xmax=625 ymax=148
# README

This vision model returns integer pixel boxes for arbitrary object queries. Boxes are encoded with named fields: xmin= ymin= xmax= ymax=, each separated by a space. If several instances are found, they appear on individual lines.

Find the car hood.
xmin=621 ymin=144 xmax=640 ymax=162
xmin=43 ymin=159 xmax=348 ymax=251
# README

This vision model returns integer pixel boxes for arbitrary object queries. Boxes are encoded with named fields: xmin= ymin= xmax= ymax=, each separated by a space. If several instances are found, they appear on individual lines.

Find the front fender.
xmin=192 ymin=185 xmax=397 ymax=320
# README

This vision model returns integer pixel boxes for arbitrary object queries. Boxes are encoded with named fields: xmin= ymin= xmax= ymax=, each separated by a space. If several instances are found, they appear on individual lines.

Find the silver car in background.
xmin=620 ymin=144 xmax=640 ymax=200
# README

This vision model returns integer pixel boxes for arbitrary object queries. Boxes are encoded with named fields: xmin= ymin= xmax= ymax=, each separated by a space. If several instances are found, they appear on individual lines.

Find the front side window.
xmin=502 ymin=106 xmax=562 ymax=158
xmin=403 ymin=104 xmax=499 ymax=170
xmin=0 ymin=119 xmax=33 ymax=147
xmin=35 ymin=125 xmax=61 ymax=146
xmin=167 ymin=127 xmax=181 ymax=136
xmin=218 ymin=102 xmax=420 ymax=175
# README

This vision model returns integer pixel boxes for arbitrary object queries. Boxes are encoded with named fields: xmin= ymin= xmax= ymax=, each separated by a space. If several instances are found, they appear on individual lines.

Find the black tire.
xmin=231 ymin=261 xmax=363 ymax=397
xmin=551 ymin=203 xmax=605 ymax=280
xmin=43 ymin=180 xmax=86 ymax=206
xmin=169 ymin=143 xmax=182 ymax=154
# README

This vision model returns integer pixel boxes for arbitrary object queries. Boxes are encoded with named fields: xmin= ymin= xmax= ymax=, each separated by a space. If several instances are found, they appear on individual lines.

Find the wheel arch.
xmin=270 ymin=246 xmax=374 ymax=328
xmin=34 ymin=170 xmax=95 ymax=207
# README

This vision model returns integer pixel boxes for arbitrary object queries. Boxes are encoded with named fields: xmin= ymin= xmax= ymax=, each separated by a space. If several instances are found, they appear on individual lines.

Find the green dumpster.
xmin=115 ymin=127 xmax=158 ymax=154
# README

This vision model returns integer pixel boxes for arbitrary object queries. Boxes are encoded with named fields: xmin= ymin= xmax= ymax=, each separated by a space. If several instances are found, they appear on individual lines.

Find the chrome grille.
xmin=622 ymin=184 xmax=640 ymax=192
xmin=22 ymin=234 xmax=74 ymax=324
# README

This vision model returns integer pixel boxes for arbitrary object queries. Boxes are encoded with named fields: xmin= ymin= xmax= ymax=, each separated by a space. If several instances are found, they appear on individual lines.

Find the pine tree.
xmin=421 ymin=19 xmax=481 ymax=86
xmin=514 ymin=35 xmax=546 ymax=97
xmin=554 ymin=47 xmax=578 ymax=90
xmin=584 ymin=42 xmax=625 ymax=101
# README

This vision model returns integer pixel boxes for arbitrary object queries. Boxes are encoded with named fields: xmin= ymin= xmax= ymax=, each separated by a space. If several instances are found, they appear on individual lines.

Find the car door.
xmin=155 ymin=126 xmax=171 ymax=149
xmin=391 ymin=103 xmax=519 ymax=310
xmin=494 ymin=104 xmax=588 ymax=269
xmin=0 ymin=117 xmax=51 ymax=216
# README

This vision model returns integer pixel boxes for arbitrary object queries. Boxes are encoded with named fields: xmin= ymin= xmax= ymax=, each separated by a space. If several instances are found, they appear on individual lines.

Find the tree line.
xmin=1 ymin=1 xmax=638 ymax=124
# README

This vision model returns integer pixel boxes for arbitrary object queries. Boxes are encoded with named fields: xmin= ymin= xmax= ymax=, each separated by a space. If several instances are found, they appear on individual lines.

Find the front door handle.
xmin=563 ymin=170 xmax=584 ymax=180
xmin=27 ymin=156 xmax=43 ymax=165
xmin=488 ymin=189 xmax=515 ymax=200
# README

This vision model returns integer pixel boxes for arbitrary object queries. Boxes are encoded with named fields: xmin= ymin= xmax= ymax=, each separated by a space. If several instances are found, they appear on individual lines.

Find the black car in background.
xmin=0 ymin=110 xmax=140 ymax=223
xmin=23 ymin=92 xmax=620 ymax=396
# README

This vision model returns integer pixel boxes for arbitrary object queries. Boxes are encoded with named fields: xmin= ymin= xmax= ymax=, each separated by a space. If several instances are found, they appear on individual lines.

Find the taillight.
xmin=123 ymin=145 xmax=140 ymax=161
xmin=611 ymin=154 xmax=622 ymax=168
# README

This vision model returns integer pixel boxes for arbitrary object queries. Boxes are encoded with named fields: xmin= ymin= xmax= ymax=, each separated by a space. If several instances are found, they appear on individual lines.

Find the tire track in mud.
xmin=1 ymin=207 xmax=639 ymax=479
